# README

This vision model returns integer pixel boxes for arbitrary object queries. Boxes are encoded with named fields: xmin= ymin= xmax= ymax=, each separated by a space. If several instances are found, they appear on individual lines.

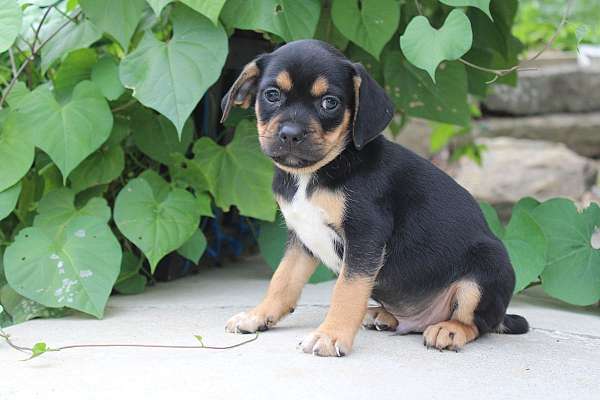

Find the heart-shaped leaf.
xmin=0 ymin=0 xmax=22 ymax=53
xmin=120 ymin=4 xmax=227 ymax=135
xmin=14 ymin=81 xmax=113 ymax=182
xmin=440 ymin=0 xmax=492 ymax=20
xmin=0 ymin=182 xmax=21 ymax=221
xmin=400 ymin=9 xmax=473 ymax=81
xmin=4 ymin=214 xmax=121 ymax=318
xmin=188 ymin=120 xmax=276 ymax=221
xmin=131 ymin=107 xmax=194 ymax=165
xmin=221 ymin=0 xmax=321 ymax=42
xmin=91 ymin=56 xmax=125 ymax=101
xmin=114 ymin=172 xmax=201 ymax=270
xmin=0 ymin=111 xmax=35 ymax=192
xmin=177 ymin=229 xmax=207 ymax=264
xmin=331 ymin=0 xmax=400 ymax=59
xmin=481 ymin=201 xmax=547 ymax=293
xmin=383 ymin=51 xmax=470 ymax=126
xmin=80 ymin=0 xmax=146 ymax=50
xmin=532 ymin=199 xmax=600 ymax=306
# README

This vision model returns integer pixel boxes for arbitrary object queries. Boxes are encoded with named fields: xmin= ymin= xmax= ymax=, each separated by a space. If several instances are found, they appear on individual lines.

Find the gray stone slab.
xmin=2 ymin=257 xmax=599 ymax=400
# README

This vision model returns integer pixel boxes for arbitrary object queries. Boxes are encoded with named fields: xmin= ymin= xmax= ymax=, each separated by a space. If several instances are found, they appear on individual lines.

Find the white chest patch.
xmin=279 ymin=175 xmax=343 ymax=273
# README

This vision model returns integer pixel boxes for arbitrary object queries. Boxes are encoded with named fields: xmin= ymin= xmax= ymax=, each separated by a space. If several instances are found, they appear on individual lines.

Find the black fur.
xmin=222 ymin=39 xmax=528 ymax=337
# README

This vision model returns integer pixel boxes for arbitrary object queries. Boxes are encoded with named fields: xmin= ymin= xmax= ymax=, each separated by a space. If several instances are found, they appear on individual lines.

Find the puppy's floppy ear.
xmin=350 ymin=63 xmax=394 ymax=150
xmin=220 ymin=54 xmax=268 ymax=123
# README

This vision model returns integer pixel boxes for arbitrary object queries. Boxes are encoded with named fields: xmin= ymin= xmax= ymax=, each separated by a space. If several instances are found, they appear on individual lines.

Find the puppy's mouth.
xmin=270 ymin=154 xmax=315 ymax=168
xmin=261 ymin=142 xmax=323 ymax=169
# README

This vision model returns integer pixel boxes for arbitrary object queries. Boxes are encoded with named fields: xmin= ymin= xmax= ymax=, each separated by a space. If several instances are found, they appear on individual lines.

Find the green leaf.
xmin=0 ymin=111 xmax=35 ymax=192
xmin=4 ymin=81 xmax=30 ymax=108
xmin=120 ymin=4 xmax=227 ymax=135
xmin=180 ymin=0 xmax=226 ymax=25
xmin=480 ymin=202 xmax=504 ymax=237
xmin=400 ymin=9 xmax=473 ymax=82
xmin=68 ymin=143 xmax=125 ymax=193
xmin=0 ymin=182 xmax=21 ymax=221
xmin=41 ymin=16 xmax=102 ymax=73
xmin=258 ymin=212 xmax=335 ymax=284
xmin=532 ymin=199 xmax=600 ymax=305
xmin=480 ymin=201 xmax=547 ymax=293
xmin=80 ymin=0 xmax=146 ymax=50
xmin=114 ymin=251 xmax=146 ymax=295
xmin=314 ymin=4 xmax=349 ymax=51
xmin=429 ymin=122 xmax=467 ymax=153
xmin=331 ymin=0 xmax=399 ymax=59
xmin=463 ymin=1 xmax=521 ymax=96
xmin=0 ymin=0 xmax=22 ymax=53
xmin=177 ymin=229 xmax=207 ymax=264
xmin=4 ymin=214 xmax=122 ymax=318
xmin=15 ymin=81 xmax=114 ymax=182
xmin=221 ymin=0 xmax=321 ymax=42
xmin=91 ymin=57 xmax=125 ymax=101
xmin=0 ymin=284 xmax=67 ymax=324
xmin=53 ymin=48 xmax=98 ymax=99
xmin=439 ymin=0 xmax=492 ymax=19
xmin=114 ymin=173 xmax=201 ymax=270
xmin=383 ymin=52 xmax=470 ymax=126
xmin=190 ymin=120 xmax=276 ymax=221
xmin=30 ymin=342 xmax=49 ymax=359
xmin=131 ymin=107 xmax=194 ymax=165
xmin=146 ymin=0 xmax=172 ymax=15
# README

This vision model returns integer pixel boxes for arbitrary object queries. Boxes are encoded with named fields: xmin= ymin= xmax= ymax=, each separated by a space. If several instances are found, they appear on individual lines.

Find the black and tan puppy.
xmin=221 ymin=39 xmax=528 ymax=357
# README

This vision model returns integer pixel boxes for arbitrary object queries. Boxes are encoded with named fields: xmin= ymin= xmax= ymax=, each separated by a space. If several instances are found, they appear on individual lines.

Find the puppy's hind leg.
xmin=362 ymin=306 xmax=399 ymax=331
xmin=423 ymin=281 xmax=481 ymax=351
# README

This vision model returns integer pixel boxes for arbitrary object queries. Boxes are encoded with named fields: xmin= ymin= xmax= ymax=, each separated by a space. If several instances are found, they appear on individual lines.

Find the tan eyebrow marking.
xmin=276 ymin=70 xmax=293 ymax=91
xmin=310 ymin=76 xmax=329 ymax=97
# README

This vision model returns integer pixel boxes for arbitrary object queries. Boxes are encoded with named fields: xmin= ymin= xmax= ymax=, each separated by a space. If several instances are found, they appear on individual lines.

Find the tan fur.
xmin=233 ymin=62 xmax=259 ymax=107
xmin=253 ymin=244 xmax=319 ymax=320
xmin=310 ymin=76 xmax=329 ymax=97
xmin=423 ymin=320 xmax=479 ymax=350
xmin=274 ymin=110 xmax=351 ymax=175
xmin=452 ymin=280 xmax=481 ymax=325
xmin=225 ymin=243 xmax=318 ymax=333
xmin=302 ymin=267 xmax=375 ymax=356
xmin=257 ymin=112 xmax=281 ymax=149
xmin=276 ymin=70 xmax=293 ymax=91
xmin=363 ymin=306 xmax=399 ymax=331
xmin=309 ymin=189 xmax=345 ymax=230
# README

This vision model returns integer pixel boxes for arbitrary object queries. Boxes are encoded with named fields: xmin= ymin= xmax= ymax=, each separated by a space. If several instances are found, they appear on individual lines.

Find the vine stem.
xmin=0 ymin=328 xmax=259 ymax=361
xmin=0 ymin=8 xmax=81 ymax=109
xmin=459 ymin=0 xmax=576 ymax=83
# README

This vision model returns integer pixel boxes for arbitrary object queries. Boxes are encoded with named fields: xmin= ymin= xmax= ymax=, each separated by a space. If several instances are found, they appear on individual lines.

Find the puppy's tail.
xmin=496 ymin=314 xmax=529 ymax=334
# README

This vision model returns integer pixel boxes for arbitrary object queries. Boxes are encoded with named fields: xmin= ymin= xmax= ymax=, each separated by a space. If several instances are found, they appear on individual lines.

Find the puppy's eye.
xmin=264 ymin=88 xmax=281 ymax=103
xmin=321 ymin=96 xmax=339 ymax=111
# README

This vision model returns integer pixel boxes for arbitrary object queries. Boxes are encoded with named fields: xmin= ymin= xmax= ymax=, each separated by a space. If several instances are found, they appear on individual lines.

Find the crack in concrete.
xmin=531 ymin=327 xmax=600 ymax=341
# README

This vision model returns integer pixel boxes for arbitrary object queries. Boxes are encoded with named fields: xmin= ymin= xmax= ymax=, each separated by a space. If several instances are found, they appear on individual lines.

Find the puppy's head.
xmin=221 ymin=39 xmax=394 ymax=173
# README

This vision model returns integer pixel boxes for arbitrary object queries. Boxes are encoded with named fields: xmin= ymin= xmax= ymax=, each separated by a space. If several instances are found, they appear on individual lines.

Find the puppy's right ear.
xmin=220 ymin=55 xmax=267 ymax=123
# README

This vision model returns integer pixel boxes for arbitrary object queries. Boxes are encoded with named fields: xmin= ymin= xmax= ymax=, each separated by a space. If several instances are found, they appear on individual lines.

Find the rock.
xmin=483 ymin=65 xmax=600 ymax=115
xmin=451 ymin=137 xmax=598 ymax=209
xmin=474 ymin=112 xmax=600 ymax=158
xmin=386 ymin=117 xmax=432 ymax=158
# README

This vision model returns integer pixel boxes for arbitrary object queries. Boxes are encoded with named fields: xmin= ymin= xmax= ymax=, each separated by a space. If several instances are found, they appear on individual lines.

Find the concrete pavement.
xmin=1 ymin=257 xmax=599 ymax=400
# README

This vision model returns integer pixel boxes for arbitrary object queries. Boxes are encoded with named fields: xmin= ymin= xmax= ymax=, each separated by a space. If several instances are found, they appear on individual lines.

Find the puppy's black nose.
xmin=278 ymin=123 xmax=306 ymax=144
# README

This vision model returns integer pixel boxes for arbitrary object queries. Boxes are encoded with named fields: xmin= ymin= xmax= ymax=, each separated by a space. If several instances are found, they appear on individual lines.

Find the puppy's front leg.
xmin=226 ymin=242 xmax=318 ymax=333
xmin=300 ymin=267 xmax=375 ymax=357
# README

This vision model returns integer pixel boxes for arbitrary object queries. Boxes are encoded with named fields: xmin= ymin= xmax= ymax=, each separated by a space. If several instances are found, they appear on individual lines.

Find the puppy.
xmin=221 ymin=39 xmax=528 ymax=357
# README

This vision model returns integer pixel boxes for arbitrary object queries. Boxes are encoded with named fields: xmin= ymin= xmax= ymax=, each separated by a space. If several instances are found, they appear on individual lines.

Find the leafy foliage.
xmin=0 ymin=0 xmax=594 ymax=327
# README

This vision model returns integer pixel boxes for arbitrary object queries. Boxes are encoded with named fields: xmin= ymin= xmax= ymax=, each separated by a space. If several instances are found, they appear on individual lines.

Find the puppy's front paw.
xmin=225 ymin=311 xmax=272 ymax=334
xmin=299 ymin=330 xmax=351 ymax=357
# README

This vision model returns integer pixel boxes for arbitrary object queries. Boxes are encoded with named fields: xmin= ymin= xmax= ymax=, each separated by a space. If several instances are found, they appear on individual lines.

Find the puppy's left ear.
xmin=220 ymin=54 xmax=268 ymax=123
xmin=350 ymin=63 xmax=394 ymax=150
